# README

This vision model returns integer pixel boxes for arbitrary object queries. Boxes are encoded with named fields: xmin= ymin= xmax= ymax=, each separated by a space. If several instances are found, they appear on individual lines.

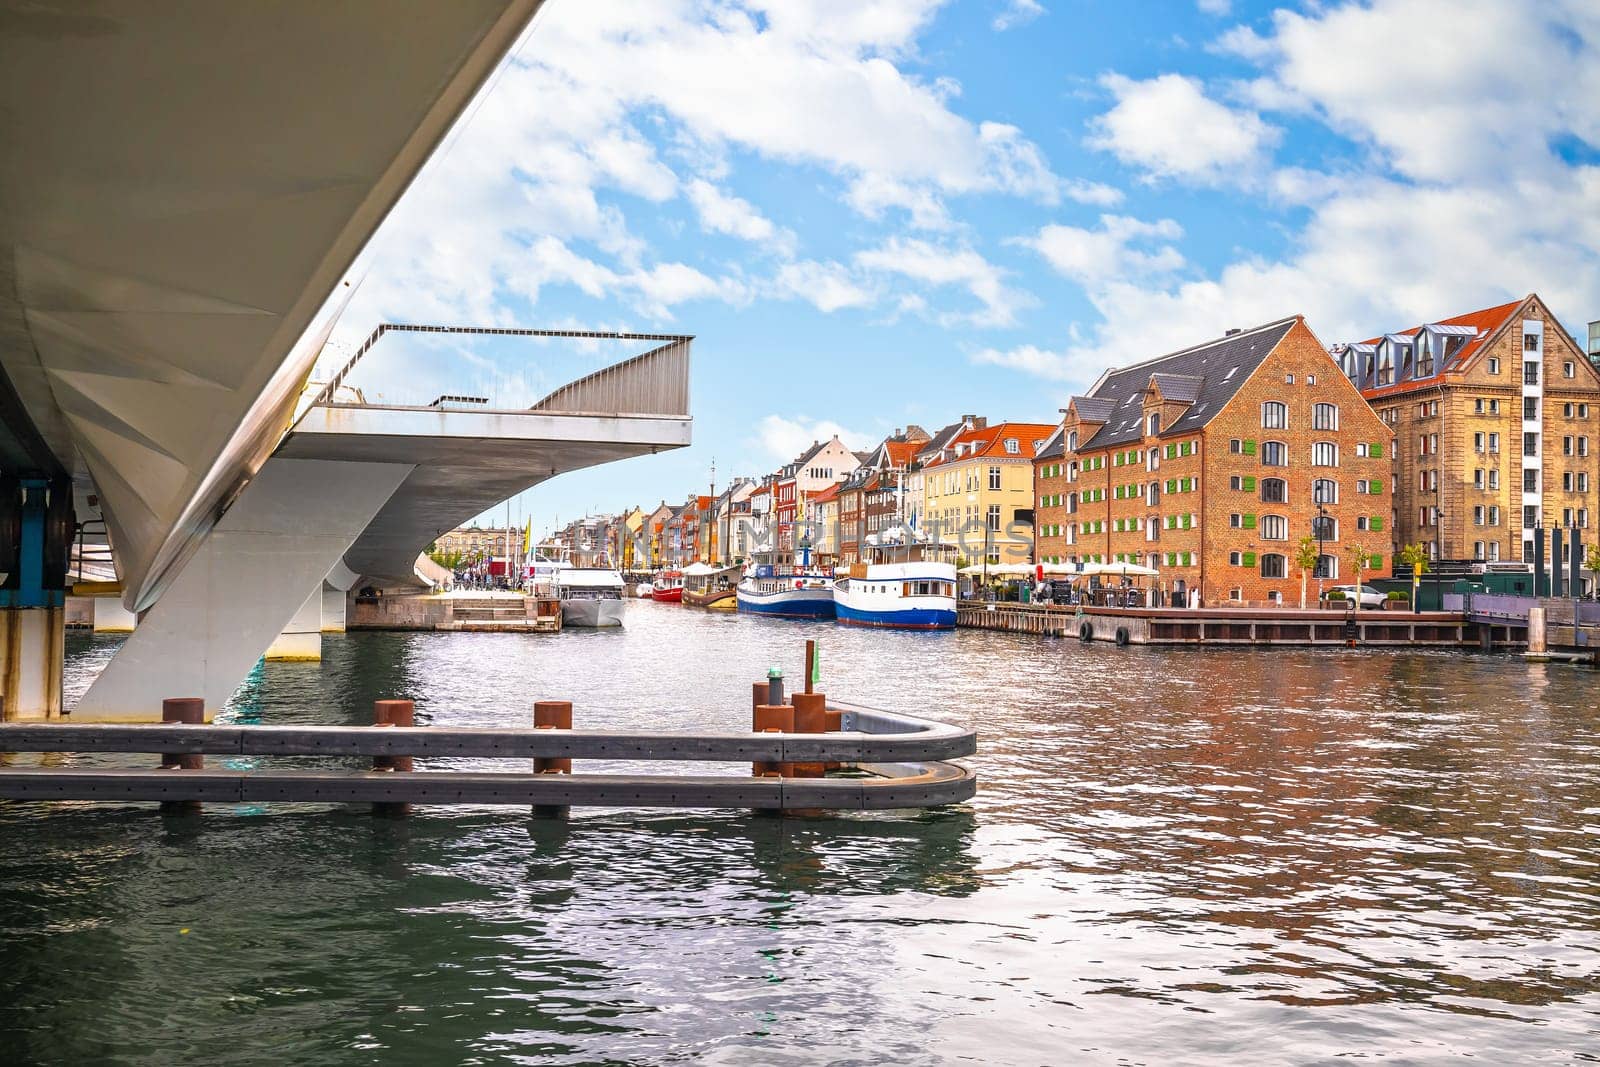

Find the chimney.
xmin=1225 ymin=328 xmax=1241 ymax=336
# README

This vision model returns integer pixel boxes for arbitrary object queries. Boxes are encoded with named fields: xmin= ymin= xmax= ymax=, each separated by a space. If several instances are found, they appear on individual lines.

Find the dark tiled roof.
xmin=1034 ymin=424 xmax=1065 ymax=461
xmin=1149 ymin=373 xmax=1203 ymax=402
xmin=1069 ymin=396 xmax=1116 ymax=423
xmin=915 ymin=419 xmax=972 ymax=463
xmin=1080 ymin=317 xmax=1299 ymax=451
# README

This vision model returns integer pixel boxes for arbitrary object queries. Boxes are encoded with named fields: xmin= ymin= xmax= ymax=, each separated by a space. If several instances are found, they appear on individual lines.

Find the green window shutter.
xmin=1370 ymin=516 xmax=1384 ymax=532
xmin=1242 ymin=513 xmax=1257 ymax=529
xmin=1165 ymin=478 xmax=1175 ymax=494
xmin=1369 ymin=442 xmax=1384 ymax=458
xmin=1181 ymin=514 xmax=1192 ymax=530
xmin=1370 ymin=554 xmax=1383 ymax=569
xmin=1241 ymin=440 xmax=1257 ymax=456
xmin=1243 ymin=551 xmax=1256 ymax=567
xmin=1182 ymin=441 xmax=1193 ymax=456
xmin=1184 ymin=477 xmax=1194 ymax=492
xmin=1369 ymin=479 xmax=1383 ymax=493
xmin=1164 ymin=443 xmax=1176 ymax=459
xmin=1242 ymin=476 xmax=1257 ymax=492
xmin=1183 ymin=552 xmax=1193 ymax=566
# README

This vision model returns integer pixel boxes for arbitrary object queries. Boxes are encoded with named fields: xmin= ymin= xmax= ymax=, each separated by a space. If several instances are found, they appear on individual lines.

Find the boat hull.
xmin=683 ymin=587 xmax=736 ymax=609
xmin=650 ymin=587 xmax=683 ymax=603
xmin=834 ymin=601 xmax=955 ymax=630
xmin=561 ymin=598 xmax=626 ymax=627
xmin=736 ymin=585 xmax=836 ymax=619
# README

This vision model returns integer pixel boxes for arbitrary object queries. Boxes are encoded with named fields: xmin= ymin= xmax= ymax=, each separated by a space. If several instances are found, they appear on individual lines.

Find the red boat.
xmin=650 ymin=570 xmax=684 ymax=602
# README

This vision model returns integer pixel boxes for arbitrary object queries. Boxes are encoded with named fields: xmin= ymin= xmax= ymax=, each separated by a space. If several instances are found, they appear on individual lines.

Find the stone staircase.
xmin=451 ymin=597 xmax=528 ymax=623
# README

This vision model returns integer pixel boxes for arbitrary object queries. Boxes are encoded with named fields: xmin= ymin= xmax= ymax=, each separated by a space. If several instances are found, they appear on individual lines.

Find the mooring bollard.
xmin=790 ymin=692 xmax=827 ymax=778
xmin=160 ymin=696 xmax=204 ymax=814
xmin=751 ymin=702 xmax=794 ymax=778
xmin=532 ymin=699 xmax=573 ymax=820
xmin=372 ymin=699 xmax=414 ymax=817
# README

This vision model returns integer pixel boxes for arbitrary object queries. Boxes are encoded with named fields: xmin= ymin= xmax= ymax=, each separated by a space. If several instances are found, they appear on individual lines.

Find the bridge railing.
xmin=0 ymin=700 xmax=975 ymax=813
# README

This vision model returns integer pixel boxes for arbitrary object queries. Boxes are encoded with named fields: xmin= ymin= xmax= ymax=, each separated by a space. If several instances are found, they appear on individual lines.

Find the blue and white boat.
xmin=736 ymin=549 xmax=836 ymax=619
xmin=832 ymin=542 xmax=957 ymax=630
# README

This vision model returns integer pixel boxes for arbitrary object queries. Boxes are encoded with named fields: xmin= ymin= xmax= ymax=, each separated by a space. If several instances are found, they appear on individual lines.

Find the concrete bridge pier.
xmin=74 ymin=458 xmax=411 ymax=720
xmin=321 ymin=582 xmax=347 ymax=634
xmin=265 ymin=590 xmax=323 ymax=661
xmin=92 ymin=598 xmax=138 ymax=633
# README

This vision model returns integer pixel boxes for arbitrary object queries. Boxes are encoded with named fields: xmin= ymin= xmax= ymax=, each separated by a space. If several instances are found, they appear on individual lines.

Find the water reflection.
xmin=3 ymin=606 xmax=1598 ymax=1062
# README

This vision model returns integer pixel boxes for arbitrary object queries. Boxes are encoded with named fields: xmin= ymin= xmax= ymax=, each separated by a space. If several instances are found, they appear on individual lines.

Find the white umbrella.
xmin=1097 ymin=560 xmax=1159 ymax=578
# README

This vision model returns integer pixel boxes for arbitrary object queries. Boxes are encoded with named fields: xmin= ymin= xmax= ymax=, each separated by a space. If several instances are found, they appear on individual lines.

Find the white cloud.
xmin=755 ymin=414 xmax=874 ymax=462
xmin=684 ymin=178 xmax=796 ymax=254
xmin=1015 ymin=214 xmax=1184 ymax=286
xmin=1087 ymin=73 xmax=1279 ymax=184
xmin=1226 ymin=0 xmax=1600 ymax=185
xmin=773 ymin=260 xmax=878 ymax=312
xmin=993 ymin=0 xmax=1045 ymax=32
xmin=854 ymin=237 xmax=1033 ymax=327
xmin=1197 ymin=0 xmax=1230 ymax=14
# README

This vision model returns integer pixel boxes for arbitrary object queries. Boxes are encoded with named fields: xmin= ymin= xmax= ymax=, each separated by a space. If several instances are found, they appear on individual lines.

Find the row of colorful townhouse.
xmin=603 ymin=293 xmax=1600 ymax=605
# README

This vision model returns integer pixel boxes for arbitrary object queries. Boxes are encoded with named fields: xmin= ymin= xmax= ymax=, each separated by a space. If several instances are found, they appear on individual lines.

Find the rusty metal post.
xmin=532 ymin=699 xmax=573 ymax=819
xmin=751 ymin=680 xmax=769 ymax=717
xmin=804 ymin=640 xmax=816 ymax=695
xmin=790 ymin=692 xmax=827 ymax=778
xmin=159 ymin=697 xmax=204 ymax=814
xmin=372 ymin=699 xmax=414 ymax=817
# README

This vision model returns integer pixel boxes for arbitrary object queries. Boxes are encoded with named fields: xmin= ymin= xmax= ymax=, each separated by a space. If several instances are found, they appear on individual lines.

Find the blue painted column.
xmin=0 ymin=478 xmax=71 ymax=719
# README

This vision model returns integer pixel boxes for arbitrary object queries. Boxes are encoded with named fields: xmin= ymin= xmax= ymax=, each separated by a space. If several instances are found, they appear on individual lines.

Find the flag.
xmin=523 ymin=517 xmax=532 ymax=554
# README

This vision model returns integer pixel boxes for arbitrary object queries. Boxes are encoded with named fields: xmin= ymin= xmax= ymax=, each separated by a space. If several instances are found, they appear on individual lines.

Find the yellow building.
xmin=920 ymin=421 xmax=1056 ymax=564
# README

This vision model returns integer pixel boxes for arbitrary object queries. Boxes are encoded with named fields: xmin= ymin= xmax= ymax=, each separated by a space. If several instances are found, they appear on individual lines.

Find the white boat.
xmin=832 ymin=542 xmax=956 ymax=630
xmin=559 ymin=567 xmax=627 ymax=627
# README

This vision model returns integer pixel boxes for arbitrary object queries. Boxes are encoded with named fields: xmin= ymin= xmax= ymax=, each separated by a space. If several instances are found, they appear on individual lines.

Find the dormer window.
xmin=1146 ymin=412 xmax=1160 ymax=436
xmin=1067 ymin=431 xmax=1078 ymax=451
xmin=1223 ymin=366 xmax=1238 ymax=381
xmin=1004 ymin=438 xmax=1019 ymax=454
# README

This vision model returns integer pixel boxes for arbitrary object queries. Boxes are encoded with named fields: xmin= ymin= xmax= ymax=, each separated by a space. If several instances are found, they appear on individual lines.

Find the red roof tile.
xmin=1359 ymin=298 xmax=1524 ymax=400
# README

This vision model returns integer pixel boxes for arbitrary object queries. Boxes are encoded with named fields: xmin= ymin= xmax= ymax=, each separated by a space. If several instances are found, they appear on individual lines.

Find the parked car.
xmin=1328 ymin=584 xmax=1386 ymax=609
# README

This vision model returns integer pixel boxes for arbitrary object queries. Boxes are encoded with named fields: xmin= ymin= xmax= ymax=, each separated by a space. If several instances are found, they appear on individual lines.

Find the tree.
xmin=1293 ymin=535 xmax=1320 ymax=609
xmin=1587 ymin=542 xmax=1600 ymax=577
xmin=1397 ymin=542 xmax=1429 ymax=605
xmin=1344 ymin=541 xmax=1375 ymax=604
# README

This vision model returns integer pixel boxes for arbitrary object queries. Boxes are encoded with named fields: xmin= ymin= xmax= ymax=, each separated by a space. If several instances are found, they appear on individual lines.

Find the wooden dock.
xmin=957 ymin=602 xmax=1492 ymax=648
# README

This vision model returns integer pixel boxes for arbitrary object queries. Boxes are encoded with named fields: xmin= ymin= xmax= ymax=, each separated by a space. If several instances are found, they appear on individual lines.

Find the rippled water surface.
xmin=4 ymin=602 xmax=1600 ymax=1064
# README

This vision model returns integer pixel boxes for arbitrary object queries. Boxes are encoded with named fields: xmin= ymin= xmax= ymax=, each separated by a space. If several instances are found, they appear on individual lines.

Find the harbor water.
xmin=3 ymin=602 xmax=1599 ymax=1063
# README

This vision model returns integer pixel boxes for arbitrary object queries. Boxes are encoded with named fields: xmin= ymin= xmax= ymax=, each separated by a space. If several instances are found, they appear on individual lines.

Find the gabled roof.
xmin=915 ymin=418 xmax=975 ymax=462
xmin=1078 ymin=317 xmax=1300 ymax=451
xmin=809 ymin=482 xmax=841 ymax=505
xmin=1148 ymin=372 xmax=1204 ymax=403
xmin=921 ymin=422 xmax=1057 ymax=469
xmin=1068 ymin=396 xmax=1117 ymax=423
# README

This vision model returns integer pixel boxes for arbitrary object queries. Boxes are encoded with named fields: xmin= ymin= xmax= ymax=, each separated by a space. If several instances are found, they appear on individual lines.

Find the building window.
xmin=1525 ymin=332 xmax=1540 ymax=352
xmin=1582 ymin=437 xmax=1591 ymax=457
xmin=1285 ymin=373 xmax=1296 ymax=384
xmin=1475 ymin=398 xmax=1485 ymax=414
xmin=1313 ymin=403 xmax=1339 ymax=431
xmin=1488 ymin=432 xmax=1500 ymax=453
xmin=988 ymin=466 xmax=1002 ymax=490
xmin=1565 ymin=361 xmax=1576 ymax=378
xmin=1525 ymin=396 xmax=1540 ymax=420
xmin=1474 ymin=469 xmax=1485 ymax=489
xmin=1474 ymin=432 xmax=1485 ymax=453
xmin=1582 ymin=473 xmax=1591 ymax=492
xmin=1524 ymin=505 xmax=1539 ymax=529
xmin=1147 ymin=413 xmax=1160 ymax=436
xmin=1474 ymin=505 xmax=1485 ymax=526
xmin=1311 ymin=515 xmax=1337 ymax=542
xmin=1489 ymin=505 xmax=1500 ymax=526
xmin=1312 ymin=442 xmax=1339 ymax=467
xmin=1261 ymin=553 xmax=1287 ymax=579
xmin=1474 ymin=541 xmax=1485 ymax=560
xmin=1261 ymin=441 xmax=1288 ymax=467
xmin=1525 ymin=362 xmax=1540 ymax=385
xmin=1525 ymin=432 xmax=1539 ymax=457
xmin=1004 ymin=438 xmax=1019 ymax=454
xmin=1261 ymin=515 xmax=1288 ymax=540
xmin=1262 ymin=401 xmax=1288 ymax=429
xmin=1261 ymin=478 xmax=1288 ymax=504
xmin=1524 ymin=469 xmax=1539 ymax=493
xmin=1312 ymin=478 xmax=1337 ymax=505
xmin=987 ymin=505 xmax=1001 ymax=531
xmin=1488 ymin=357 xmax=1501 ymax=375
xmin=1565 ymin=435 xmax=1576 ymax=456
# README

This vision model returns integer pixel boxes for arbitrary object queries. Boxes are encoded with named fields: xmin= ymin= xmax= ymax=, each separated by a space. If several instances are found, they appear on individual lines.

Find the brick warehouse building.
xmin=1332 ymin=293 xmax=1600 ymax=566
xmin=1035 ymin=316 xmax=1393 ymax=605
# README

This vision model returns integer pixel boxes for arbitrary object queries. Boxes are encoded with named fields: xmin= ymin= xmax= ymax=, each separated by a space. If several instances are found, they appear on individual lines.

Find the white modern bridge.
xmin=0 ymin=2 xmax=693 ymax=720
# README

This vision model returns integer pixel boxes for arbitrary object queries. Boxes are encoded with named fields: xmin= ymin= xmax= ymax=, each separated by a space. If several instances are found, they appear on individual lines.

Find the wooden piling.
xmin=372 ymin=699 xmax=414 ymax=817
xmin=532 ymin=699 xmax=573 ymax=820
xmin=159 ymin=697 xmax=204 ymax=814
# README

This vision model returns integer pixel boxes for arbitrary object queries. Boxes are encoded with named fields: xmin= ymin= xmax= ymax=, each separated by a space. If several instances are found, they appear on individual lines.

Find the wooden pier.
xmin=349 ymin=593 xmax=561 ymax=633
xmin=957 ymin=602 xmax=1490 ymax=648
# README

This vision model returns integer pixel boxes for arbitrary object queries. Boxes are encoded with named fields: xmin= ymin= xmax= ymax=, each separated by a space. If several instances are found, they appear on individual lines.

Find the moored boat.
xmin=682 ymin=562 xmax=740 ymax=609
xmin=832 ymin=542 xmax=956 ymax=630
xmin=560 ymin=567 xmax=627 ymax=627
xmin=650 ymin=570 xmax=684 ymax=602
xmin=737 ymin=559 xmax=836 ymax=619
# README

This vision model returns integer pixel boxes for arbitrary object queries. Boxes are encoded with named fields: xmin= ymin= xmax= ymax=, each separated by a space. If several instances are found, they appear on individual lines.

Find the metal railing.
xmin=0 ymin=701 xmax=975 ymax=812
xmin=305 ymin=325 xmax=693 ymax=417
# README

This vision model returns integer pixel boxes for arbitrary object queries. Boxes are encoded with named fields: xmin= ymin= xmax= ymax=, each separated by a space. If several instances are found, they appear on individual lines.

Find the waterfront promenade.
xmin=5 ymin=601 xmax=1598 ymax=1063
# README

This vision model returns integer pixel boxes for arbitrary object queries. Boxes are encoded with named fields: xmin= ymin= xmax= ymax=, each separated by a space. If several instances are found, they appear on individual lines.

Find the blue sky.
xmin=323 ymin=0 xmax=1600 ymax=537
